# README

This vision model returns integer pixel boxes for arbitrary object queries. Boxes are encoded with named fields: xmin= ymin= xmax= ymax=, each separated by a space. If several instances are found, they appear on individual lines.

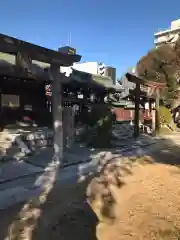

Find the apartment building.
xmin=154 ymin=19 xmax=180 ymax=47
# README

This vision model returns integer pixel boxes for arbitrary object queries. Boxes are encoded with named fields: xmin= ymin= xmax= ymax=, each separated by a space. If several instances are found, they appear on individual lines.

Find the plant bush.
xmin=159 ymin=106 xmax=172 ymax=125
xmin=158 ymin=106 xmax=177 ymax=132
xmin=81 ymin=105 xmax=114 ymax=148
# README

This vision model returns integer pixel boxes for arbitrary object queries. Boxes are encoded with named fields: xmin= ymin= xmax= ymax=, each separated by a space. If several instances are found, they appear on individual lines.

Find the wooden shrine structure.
xmin=0 ymin=33 xmax=81 ymax=163
xmin=0 ymin=33 xmax=123 ymax=164
xmin=125 ymin=73 xmax=167 ymax=137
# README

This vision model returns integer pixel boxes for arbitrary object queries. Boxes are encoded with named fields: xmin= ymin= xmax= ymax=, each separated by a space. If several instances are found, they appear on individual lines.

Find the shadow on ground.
xmin=0 ymin=132 xmax=180 ymax=239
xmin=0 ymin=178 xmax=98 ymax=240
xmin=0 ymin=140 xmax=100 ymax=239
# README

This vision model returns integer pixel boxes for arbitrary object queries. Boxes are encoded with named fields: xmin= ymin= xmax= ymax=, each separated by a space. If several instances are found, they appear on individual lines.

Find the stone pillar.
xmin=133 ymin=83 xmax=140 ymax=138
xmin=155 ymin=88 xmax=160 ymax=136
xmin=51 ymin=65 xmax=63 ymax=164
xmin=63 ymin=106 xmax=75 ymax=148
xmin=152 ymin=109 xmax=156 ymax=135
xmin=130 ymin=110 xmax=133 ymax=125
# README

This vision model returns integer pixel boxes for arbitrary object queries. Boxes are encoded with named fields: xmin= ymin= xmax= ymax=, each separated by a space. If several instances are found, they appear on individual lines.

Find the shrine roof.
xmin=67 ymin=69 xmax=123 ymax=92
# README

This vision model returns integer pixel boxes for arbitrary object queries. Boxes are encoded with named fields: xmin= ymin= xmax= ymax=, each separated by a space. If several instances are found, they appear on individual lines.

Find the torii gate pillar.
xmin=51 ymin=65 xmax=63 ymax=164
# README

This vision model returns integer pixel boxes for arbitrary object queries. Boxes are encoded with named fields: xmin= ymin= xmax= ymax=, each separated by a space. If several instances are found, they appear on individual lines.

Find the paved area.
xmin=25 ymin=145 xmax=99 ymax=168
xmin=0 ymin=146 xmax=146 ymax=210
xmin=0 ymin=161 xmax=43 ymax=183
xmin=0 ymin=179 xmax=96 ymax=240
xmin=112 ymin=124 xmax=160 ymax=148
xmin=0 ymin=124 xmax=179 ymax=210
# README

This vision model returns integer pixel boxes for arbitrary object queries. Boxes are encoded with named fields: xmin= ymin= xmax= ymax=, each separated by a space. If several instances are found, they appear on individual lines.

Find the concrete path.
xmin=0 ymin=133 xmax=178 ymax=210
xmin=0 ymin=146 xmax=147 ymax=210
xmin=0 ymin=152 xmax=106 ymax=210
xmin=25 ymin=145 xmax=98 ymax=168
xmin=0 ymin=161 xmax=43 ymax=183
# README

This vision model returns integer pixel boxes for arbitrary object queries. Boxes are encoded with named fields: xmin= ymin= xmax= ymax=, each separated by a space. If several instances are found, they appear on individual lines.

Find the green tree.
xmin=136 ymin=42 xmax=180 ymax=106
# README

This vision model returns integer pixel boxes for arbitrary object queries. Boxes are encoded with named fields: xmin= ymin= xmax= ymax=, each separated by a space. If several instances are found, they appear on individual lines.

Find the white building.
xmin=154 ymin=19 xmax=180 ymax=47
xmin=61 ymin=61 xmax=116 ymax=84
xmin=61 ymin=62 xmax=105 ymax=76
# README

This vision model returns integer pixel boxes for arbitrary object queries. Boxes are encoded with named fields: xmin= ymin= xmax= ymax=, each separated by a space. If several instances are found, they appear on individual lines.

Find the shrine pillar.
xmin=51 ymin=65 xmax=63 ymax=164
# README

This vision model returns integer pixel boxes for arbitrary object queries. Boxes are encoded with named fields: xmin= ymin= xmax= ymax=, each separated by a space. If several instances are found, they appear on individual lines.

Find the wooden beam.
xmin=0 ymin=33 xmax=81 ymax=66
xmin=129 ymin=89 xmax=155 ymax=99
xmin=126 ymin=72 xmax=166 ymax=88
xmin=133 ymin=83 xmax=140 ymax=138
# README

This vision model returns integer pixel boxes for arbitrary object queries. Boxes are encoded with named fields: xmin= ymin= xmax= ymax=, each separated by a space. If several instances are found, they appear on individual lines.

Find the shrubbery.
xmin=81 ymin=105 xmax=114 ymax=148
xmin=159 ymin=106 xmax=176 ymax=132
xmin=159 ymin=106 xmax=172 ymax=126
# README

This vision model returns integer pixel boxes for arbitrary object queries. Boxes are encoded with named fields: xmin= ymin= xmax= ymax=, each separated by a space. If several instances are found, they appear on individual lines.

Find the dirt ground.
xmin=88 ymin=161 xmax=180 ymax=240
xmin=1 ymin=160 xmax=180 ymax=239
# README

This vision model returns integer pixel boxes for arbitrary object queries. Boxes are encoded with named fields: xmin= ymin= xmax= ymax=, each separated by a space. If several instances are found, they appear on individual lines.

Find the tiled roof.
xmin=70 ymin=69 xmax=122 ymax=91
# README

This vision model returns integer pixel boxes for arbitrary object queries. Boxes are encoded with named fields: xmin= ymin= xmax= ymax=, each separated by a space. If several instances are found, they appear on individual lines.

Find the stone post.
xmin=152 ymin=109 xmax=156 ymax=136
xmin=155 ymin=87 xmax=160 ymax=136
xmin=63 ymin=106 xmax=75 ymax=148
xmin=51 ymin=64 xmax=63 ymax=164
xmin=133 ymin=83 xmax=140 ymax=138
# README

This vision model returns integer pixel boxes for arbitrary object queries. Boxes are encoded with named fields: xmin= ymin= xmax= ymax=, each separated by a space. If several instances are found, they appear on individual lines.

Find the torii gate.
xmin=0 ymin=33 xmax=81 ymax=164
xmin=126 ymin=73 xmax=167 ymax=138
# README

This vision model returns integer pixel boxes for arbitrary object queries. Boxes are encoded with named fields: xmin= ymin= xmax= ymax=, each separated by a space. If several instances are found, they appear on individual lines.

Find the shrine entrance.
xmin=0 ymin=33 xmax=81 ymax=163
xmin=126 ymin=73 xmax=167 ymax=138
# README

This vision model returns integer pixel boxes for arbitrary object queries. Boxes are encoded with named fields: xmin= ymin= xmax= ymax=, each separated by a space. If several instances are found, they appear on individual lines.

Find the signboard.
xmin=58 ymin=46 xmax=76 ymax=55
xmin=45 ymin=84 xmax=52 ymax=96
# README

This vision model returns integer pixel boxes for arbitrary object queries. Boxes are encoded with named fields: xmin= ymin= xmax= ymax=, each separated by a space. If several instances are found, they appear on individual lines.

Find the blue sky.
xmin=1 ymin=0 xmax=180 ymax=77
